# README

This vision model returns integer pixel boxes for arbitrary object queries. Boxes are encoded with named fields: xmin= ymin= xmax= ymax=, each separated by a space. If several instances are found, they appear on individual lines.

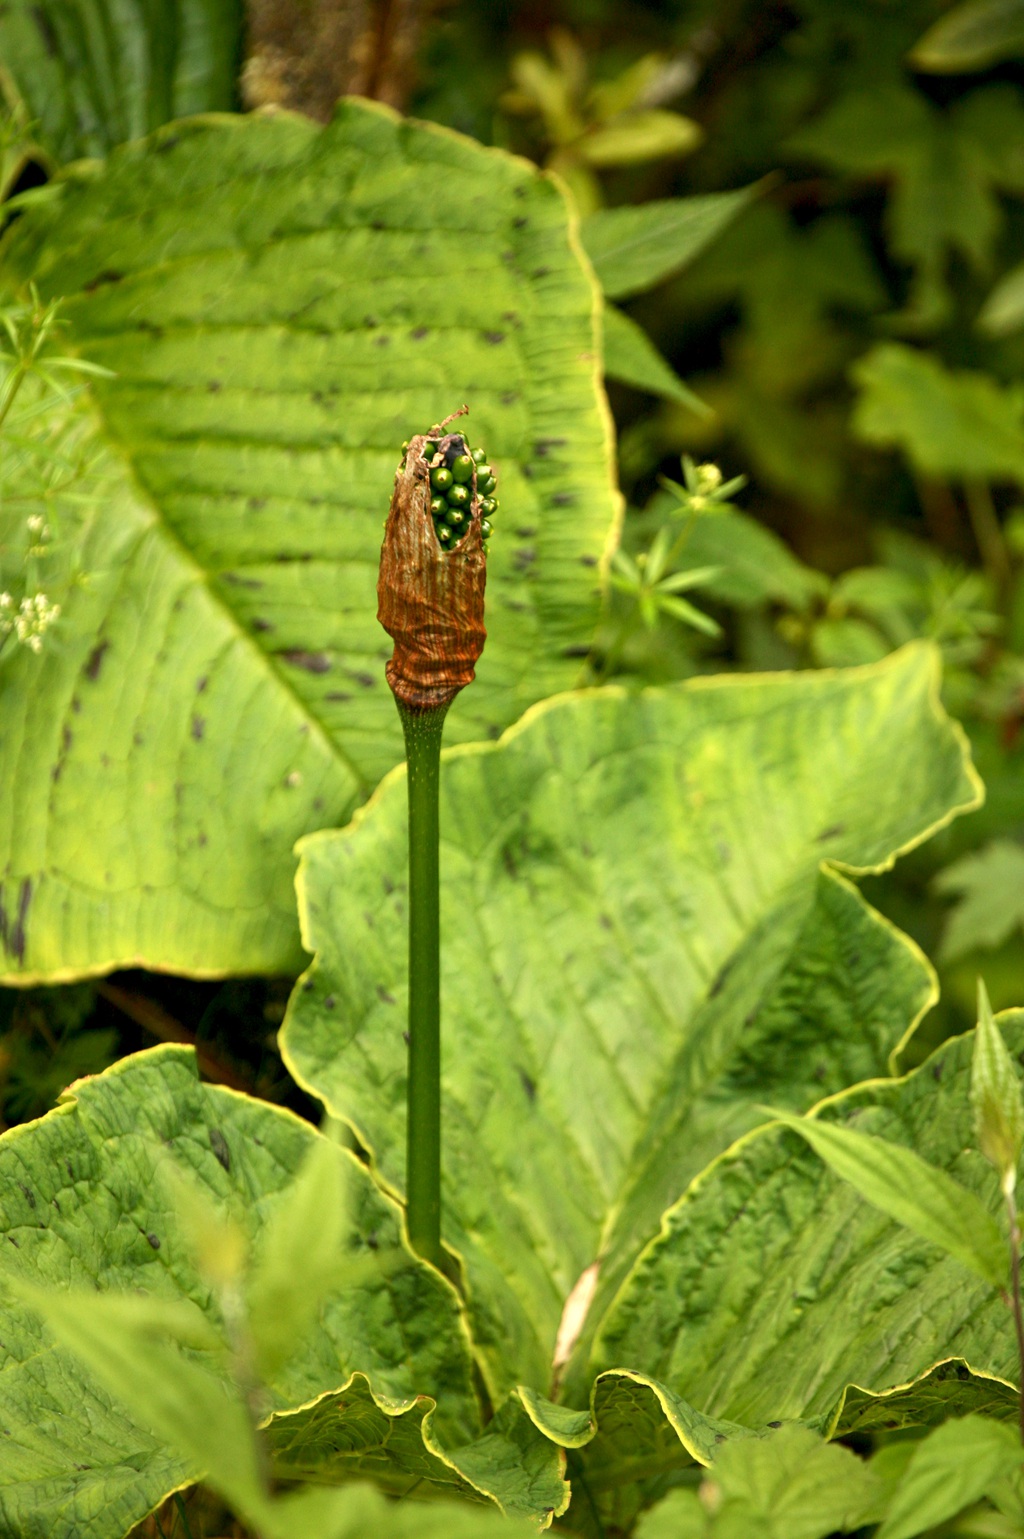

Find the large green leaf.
xmin=0 ymin=1045 xmax=567 ymax=1538
xmin=851 ymin=342 xmax=1024 ymax=483
xmin=0 ymin=101 xmax=619 ymax=980
xmin=589 ymin=1015 xmax=1024 ymax=1448
xmin=281 ymin=644 xmax=980 ymax=1404
xmin=0 ymin=0 xmax=243 ymax=165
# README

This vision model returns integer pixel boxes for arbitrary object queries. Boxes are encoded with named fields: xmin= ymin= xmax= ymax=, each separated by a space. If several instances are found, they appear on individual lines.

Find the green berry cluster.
xmin=401 ymin=434 xmax=497 ymax=550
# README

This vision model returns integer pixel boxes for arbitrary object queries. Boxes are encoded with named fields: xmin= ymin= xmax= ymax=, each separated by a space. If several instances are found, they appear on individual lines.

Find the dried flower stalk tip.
xmin=378 ymin=413 xmax=489 ymax=713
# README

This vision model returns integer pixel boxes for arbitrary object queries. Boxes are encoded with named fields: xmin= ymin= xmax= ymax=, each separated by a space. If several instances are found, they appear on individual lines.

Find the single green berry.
xmin=431 ymin=466 xmax=453 ymax=492
xmin=437 ymin=522 xmax=452 ymax=543
xmin=480 ymin=518 xmax=492 ymax=539
xmin=447 ymin=506 xmax=467 ymax=528
xmin=472 ymin=447 xmax=487 ymax=465
xmin=447 ymin=483 xmax=470 ymax=509
xmin=451 ymin=453 xmax=474 ymax=484
xmin=475 ymin=463 xmax=492 ymax=482
xmin=481 ymin=496 xmax=497 ymax=516
xmin=401 ymin=441 xmax=410 ymax=453
xmin=424 ymin=440 xmax=438 ymax=456
xmin=429 ymin=495 xmax=447 ymax=517
xmin=479 ymin=475 xmax=496 ymax=495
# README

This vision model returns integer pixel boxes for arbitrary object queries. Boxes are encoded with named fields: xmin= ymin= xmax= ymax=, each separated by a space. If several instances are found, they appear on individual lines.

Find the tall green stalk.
xmin=398 ymin=699 xmax=449 ymax=1267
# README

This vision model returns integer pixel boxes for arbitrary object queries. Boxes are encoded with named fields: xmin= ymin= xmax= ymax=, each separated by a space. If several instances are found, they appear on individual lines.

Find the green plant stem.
xmin=964 ymin=478 xmax=1011 ymax=594
xmin=397 ymin=699 xmax=450 ymax=1267
xmin=1005 ymin=1185 xmax=1024 ymax=1445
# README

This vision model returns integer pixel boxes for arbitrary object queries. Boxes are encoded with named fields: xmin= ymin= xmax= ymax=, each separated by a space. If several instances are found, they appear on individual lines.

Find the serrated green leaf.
xmin=0 ymin=1046 xmax=564 ymax=1536
xmin=764 ymin=1109 xmax=1008 ymax=1288
xmin=851 ymin=343 xmax=1024 ymax=482
xmin=0 ymin=100 xmax=619 ymax=982
xmin=706 ymin=1426 xmax=879 ymax=1539
xmin=580 ymin=188 xmax=755 ymax=299
xmin=972 ymin=979 xmax=1024 ymax=1191
xmin=0 ymin=0 xmax=243 ymax=165
xmin=911 ymin=0 xmax=1024 ymax=73
xmin=591 ymin=1018 xmax=1024 ymax=1438
xmin=282 ymin=644 xmax=980 ymax=1404
xmin=936 ymin=841 xmax=1024 ymax=961
xmin=877 ymin=1415 xmax=1021 ymax=1539
xmin=602 ymin=303 xmax=711 ymax=412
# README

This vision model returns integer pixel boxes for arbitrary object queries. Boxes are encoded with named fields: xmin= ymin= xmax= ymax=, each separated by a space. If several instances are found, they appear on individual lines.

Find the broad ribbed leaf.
xmin=0 ymin=0 xmax=242 ymax=165
xmin=0 ymin=101 xmax=618 ymax=980
xmin=282 ymin=644 xmax=980 ymax=1401
xmin=580 ymin=189 xmax=755 ymax=299
xmin=0 ymin=1046 xmax=566 ymax=1538
xmin=590 ymin=1015 xmax=1024 ymax=1447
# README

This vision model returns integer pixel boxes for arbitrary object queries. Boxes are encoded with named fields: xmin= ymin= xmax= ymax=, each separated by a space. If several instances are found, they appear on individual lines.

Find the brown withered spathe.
xmin=377 ymin=418 xmax=487 ymax=712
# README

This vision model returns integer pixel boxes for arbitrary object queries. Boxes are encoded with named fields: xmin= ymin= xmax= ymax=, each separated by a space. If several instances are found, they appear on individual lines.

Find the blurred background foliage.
xmin=2 ymin=0 xmax=1024 ymax=1120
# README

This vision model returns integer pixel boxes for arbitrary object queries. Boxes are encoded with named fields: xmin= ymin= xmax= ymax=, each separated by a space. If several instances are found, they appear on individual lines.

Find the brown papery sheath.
xmin=377 ymin=426 xmax=488 ymax=713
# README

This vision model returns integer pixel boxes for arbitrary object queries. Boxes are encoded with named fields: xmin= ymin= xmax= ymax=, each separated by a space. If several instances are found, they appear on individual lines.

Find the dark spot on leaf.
xmin=522 ymin=463 xmax=534 ymax=478
xmin=146 ymin=1233 xmax=161 ymax=1250
xmin=252 ymin=618 xmax=274 ymax=632
xmin=18 ymin=1183 xmax=35 ymax=1209
xmin=382 ymin=876 xmax=394 ymax=894
xmin=599 ymin=914 xmax=612 ymax=931
xmin=532 ymin=267 xmax=550 ymax=278
xmin=191 ymin=715 xmax=205 ymax=741
xmin=350 ymin=671 xmax=375 ymax=688
xmin=247 ymin=496 xmax=266 ymax=510
xmin=325 ymin=690 xmax=351 ymax=701
xmin=768 ymin=1420 xmax=782 ymax=1429
xmin=51 ymin=1197 xmax=60 ymax=1212
xmin=7 ymin=1237 xmax=18 ymax=1248
xmin=518 ymin=1067 xmax=537 ymax=1102
xmin=552 ymin=492 xmax=575 ymax=506
xmin=483 ymin=330 xmax=505 ymax=344
xmin=813 ymin=1064 xmax=827 ymax=1081
xmin=580 ymin=554 xmax=598 ymax=567
xmin=364 ymin=314 xmax=379 ymax=327
xmin=155 ymin=134 xmax=180 ymax=154
xmin=377 ymin=985 xmax=396 ymax=1005
xmin=207 ymin=380 xmax=222 ymax=393
xmin=502 ymin=843 xmax=519 ymax=879
xmin=71 ymin=697 xmax=80 ymax=713
xmin=562 ymin=645 xmax=590 ymax=658
xmin=816 ymin=823 xmax=846 ymax=842
xmin=501 ymin=391 xmax=519 ymax=405
xmin=209 ymin=1128 xmax=231 ymax=1172
xmin=581 ymin=841 xmax=593 ymax=858
xmin=133 ymin=732 xmax=143 ymax=746
xmin=85 ymin=640 xmax=109 ymax=681
xmin=708 ymin=957 xmax=734 ymax=999
xmin=198 ymin=831 xmax=207 ymax=847
xmin=933 ymin=1062 xmax=944 ymax=1080
xmin=324 ymin=996 xmax=336 ymax=1010
xmin=221 ymin=572 xmax=263 ymax=589
xmin=487 ymin=724 xmax=501 ymax=739
xmin=714 ymin=1433 xmax=726 ymax=1444
xmin=83 ymin=268 xmax=123 ymax=293
xmin=302 ymin=978 xmax=314 ymax=991
xmin=411 ymin=326 xmax=429 ymax=340
xmin=403 ymin=1030 xmax=410 ymax=1045
xmin=514 ymin=526 xmax=537 ymax=539
xmin=66 ymin=1161 xmax=74 ymax=1180
xmin=513 ymin=548 xmax=536 ymax=572
xmin=196 ymin=677 xmax=208 ymax=694
xmin=280 ymin=649 xmax=332 ymax=673
xmin=365 ymin=1232 xmax=379 ymax=1250
xmin=535 ymin=438 xmax=566 ymax=456
xmin=374 ymin=334 xmax=390 ymax=347
xmin=0 ymin=879 xmax=32 ymax=964
xmin=512 ymin=216 xmax=528 ymax=228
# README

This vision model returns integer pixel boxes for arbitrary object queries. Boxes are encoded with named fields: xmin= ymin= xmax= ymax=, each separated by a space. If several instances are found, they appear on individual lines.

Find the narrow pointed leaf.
xmin=972 ymin=978 xmax=1024 ymax=1189
xmin=581 ymin=188 xmax=756 ymax=299
xmin=765 ymin=1109 xmax=1007 ymax=1288
xmin=603 ymin=302 xmax=711 ymax=411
